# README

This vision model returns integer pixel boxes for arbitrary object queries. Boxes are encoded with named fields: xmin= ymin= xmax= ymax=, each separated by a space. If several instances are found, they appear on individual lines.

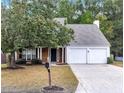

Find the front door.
xmin=51 ymin=48 xmax=56 ymax=62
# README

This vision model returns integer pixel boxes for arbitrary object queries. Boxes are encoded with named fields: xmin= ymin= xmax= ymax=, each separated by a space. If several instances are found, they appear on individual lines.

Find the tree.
xmin=1 ymin=2 xmax=23 ymax=67
xmin=1 ymin=0 xmax=74 ymax=68
xmin=80 ymin=11 xmax=93 ymax=24
xmin=95 ymin=13 xmax=112 ymax=36
xmin=56 ymin=0 xmax=123 ymax=58
xmin=102 ymin=0 xmax=123 ymax=57
xmin=56 ymin=0 xmax=75 ymax=23
xmin=111 ymin=19 xmax=123 ymax=57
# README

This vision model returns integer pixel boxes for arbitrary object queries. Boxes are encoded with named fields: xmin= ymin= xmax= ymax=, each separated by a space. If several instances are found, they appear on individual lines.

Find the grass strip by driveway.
xmin=111 ymin=61 xmax=123 ymax=67
xmin=1 ymin=65 xmax=78 ymax=93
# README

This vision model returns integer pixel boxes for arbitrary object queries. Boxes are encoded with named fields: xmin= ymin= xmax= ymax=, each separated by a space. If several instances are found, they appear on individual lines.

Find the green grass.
xmin=111 ymin=61 xmax=123 ymax=67
xmin=1 ymin=64 xmax=8 ymax=69
xmin=1 ymin=65 xmax=78 ymax=93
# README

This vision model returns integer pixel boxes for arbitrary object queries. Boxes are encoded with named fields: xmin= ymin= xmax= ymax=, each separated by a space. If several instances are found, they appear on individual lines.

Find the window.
xmin=22 ymin=49 xmax=36 ymax=60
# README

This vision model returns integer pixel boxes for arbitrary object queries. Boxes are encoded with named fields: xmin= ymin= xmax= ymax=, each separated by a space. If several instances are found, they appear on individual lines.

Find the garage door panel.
xmin=68 ymin=48 xmax=86 ymax=63
xmin=88 ymin=48 xmax=107 ymax=63
xmin=67 ymin=47 xmax=107 ymax=64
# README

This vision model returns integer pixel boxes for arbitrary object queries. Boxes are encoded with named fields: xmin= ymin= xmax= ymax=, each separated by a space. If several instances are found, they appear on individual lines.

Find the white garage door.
xmin=88 ymin=48 xmax=107 ymax=63
xmin=67 ymin=47 xmax=108 ymax=64
xmin=68 ymin=48 xmax=87 ymax=63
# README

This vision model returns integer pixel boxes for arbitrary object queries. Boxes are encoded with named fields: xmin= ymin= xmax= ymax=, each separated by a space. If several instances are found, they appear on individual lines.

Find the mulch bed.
xmin=42 ymin=85 xmax=64 ymax=93
xmin=2 ymin=65 xmax=25 ymax=70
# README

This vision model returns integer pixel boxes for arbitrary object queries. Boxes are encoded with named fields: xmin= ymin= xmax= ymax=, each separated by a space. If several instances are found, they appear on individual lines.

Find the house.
xmin=15 ymin=18 xmax=110 ymax=64
xmin=1 ymin=50 xmax=6 ymax=64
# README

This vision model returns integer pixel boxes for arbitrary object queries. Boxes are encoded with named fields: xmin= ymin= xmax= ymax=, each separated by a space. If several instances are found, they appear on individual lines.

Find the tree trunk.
xmin=11 ymin=53 xmax=15 ymax=66
xmin=5 ymin=53 xmax=11 ymax=67
xmin=8 ymin=51 xmax=16 ymax=68
xmin=11 ymin=52 xmax=16 ymax=67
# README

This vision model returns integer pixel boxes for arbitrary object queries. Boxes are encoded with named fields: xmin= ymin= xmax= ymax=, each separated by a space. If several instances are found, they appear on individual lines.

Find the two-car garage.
xmin=66 ymin=24 xmax=110 ymax=64
xmin=67 ymin=47 xmax=109 ymax=64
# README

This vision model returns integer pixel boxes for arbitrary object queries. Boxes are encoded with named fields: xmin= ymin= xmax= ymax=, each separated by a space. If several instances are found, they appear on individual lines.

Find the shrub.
xmin=15 ymin=59 xmax=26 ymax=64
xmin=31 ymin=59 xmax=42 ymax=64
xmin=107 ymin=55 xmax=113 ymax=64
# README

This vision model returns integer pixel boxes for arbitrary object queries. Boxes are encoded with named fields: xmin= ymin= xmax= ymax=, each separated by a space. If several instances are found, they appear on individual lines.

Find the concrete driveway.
xmin=70 ymin=64 xmax=123 ymax=93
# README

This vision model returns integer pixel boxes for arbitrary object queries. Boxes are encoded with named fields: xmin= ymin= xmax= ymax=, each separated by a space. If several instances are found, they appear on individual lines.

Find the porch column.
xmin=40 ymin=48 xmax=42 ymax=60
xmin=31 ymin=49 xmax=32 ymax=60
xmin=39 ymin=48 xmax=40 ymax=59
xmin=56 ymin=48 xmax=59 ymax=63
xmin=65 ymin=48 xmax=67 ymax=63
xmin=47 ymin=48 xmax=50 ymax=63
xmin=37 ymin=48 xmax=39 ymax=59
xmin=62 ymin=48 xmax=64 ymax=63
xmin=15 ymin=51 xmax=17 ymax=60
xmin=26 ymin=49 xmax=27 ymax=61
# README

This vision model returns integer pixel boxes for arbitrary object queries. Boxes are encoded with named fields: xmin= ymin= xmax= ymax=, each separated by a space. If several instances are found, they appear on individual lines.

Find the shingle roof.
xmin=66 ymin=24 xmax=110 ymax=47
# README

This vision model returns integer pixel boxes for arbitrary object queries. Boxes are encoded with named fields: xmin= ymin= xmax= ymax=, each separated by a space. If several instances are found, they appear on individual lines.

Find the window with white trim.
xmin=22 ymin=49 xmax=36 ymax=60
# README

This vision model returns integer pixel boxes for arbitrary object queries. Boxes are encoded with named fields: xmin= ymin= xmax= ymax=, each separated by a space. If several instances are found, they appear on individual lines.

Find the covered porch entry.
xmin=15 ymin=48 xmax=66 ymax=64
xmin=41 ymin=48 xmax=65 ymax=64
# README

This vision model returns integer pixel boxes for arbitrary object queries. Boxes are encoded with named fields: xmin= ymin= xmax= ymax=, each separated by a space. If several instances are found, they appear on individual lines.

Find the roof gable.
xmin=66 ymin=24 xmax=110 ymax=47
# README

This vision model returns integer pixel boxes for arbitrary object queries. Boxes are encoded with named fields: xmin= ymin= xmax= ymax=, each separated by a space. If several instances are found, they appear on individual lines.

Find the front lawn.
xmin=111 ymin=61 xmax=123 ymax=67
xmin=1 ymin=65 xmax=78 ymax=93
xmin=1 ymin=64 xmax=8 ymax=69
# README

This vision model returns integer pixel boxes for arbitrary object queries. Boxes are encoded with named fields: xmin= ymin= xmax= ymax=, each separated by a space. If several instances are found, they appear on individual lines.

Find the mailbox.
xmin=45 ymin=62 xmax=49 ymax=69
xmin=45 ymin=62 xmax=50 ymax=73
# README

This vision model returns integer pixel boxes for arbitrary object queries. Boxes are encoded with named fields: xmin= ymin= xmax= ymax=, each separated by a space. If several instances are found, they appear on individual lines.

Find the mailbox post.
xmin=45 ymin=62 xmax=51 ymax=87
xmin=42 ymin=60 xmax=64 ymax=93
